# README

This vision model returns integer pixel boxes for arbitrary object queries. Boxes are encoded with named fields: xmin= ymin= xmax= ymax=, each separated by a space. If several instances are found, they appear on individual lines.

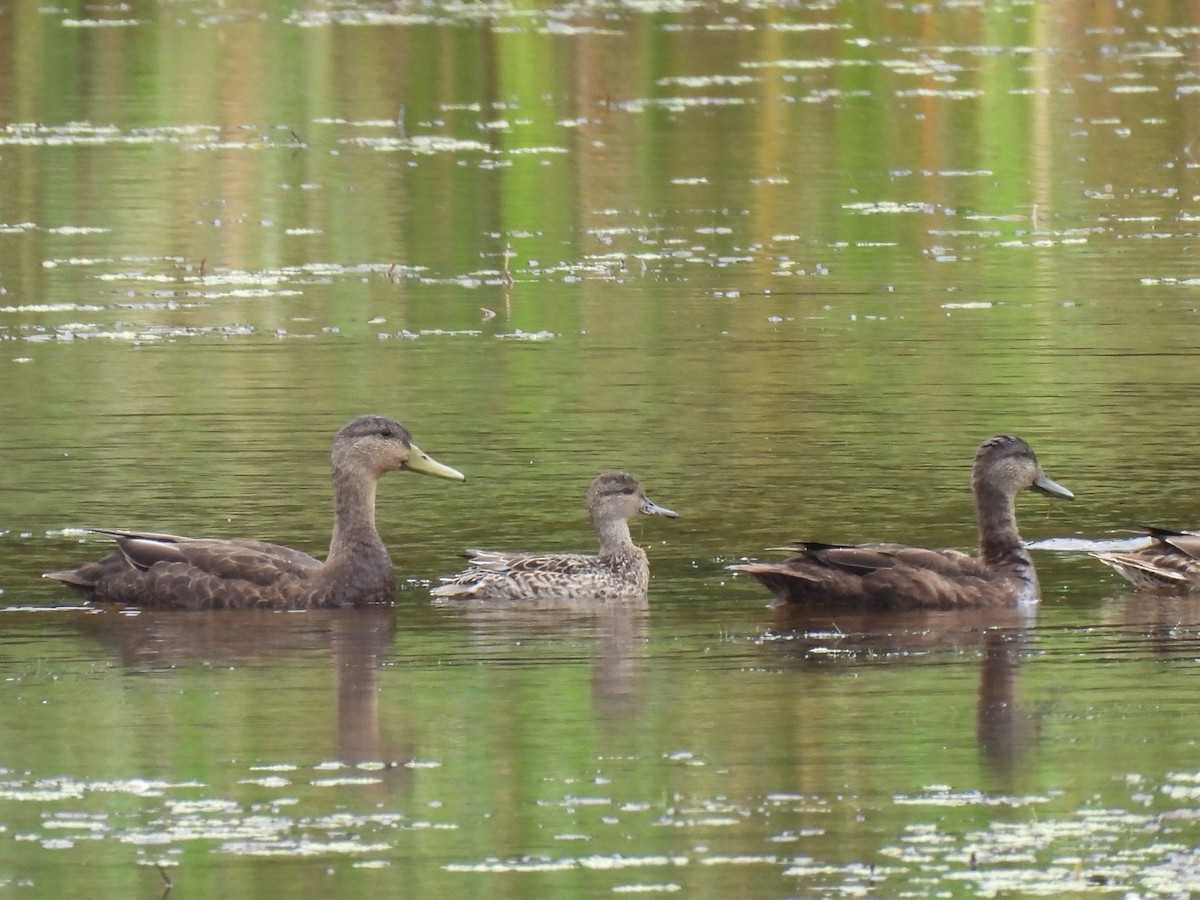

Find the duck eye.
xmin=380 ymin=428 xmax=394 ymax=438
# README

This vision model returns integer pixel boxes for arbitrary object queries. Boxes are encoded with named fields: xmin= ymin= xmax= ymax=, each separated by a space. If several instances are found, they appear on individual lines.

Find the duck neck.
xmin=974 ymin=480 xmax=1033 ymax=570
xmin=594 ymin=514 xmax=636 ymax=558
xmin=327 ymin=466 xmax=387 ymax=565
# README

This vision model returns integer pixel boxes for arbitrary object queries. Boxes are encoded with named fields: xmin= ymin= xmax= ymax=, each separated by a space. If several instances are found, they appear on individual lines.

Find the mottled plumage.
xmin=45 ymin=416 xmax=465 ymax=610
xmin=1091 ymin=527 xmax=1200 ymax=591
xmin=431 ymin=472 xmax=678 ymax=607
xmin=731 ymin=435 xmax=1073 ymax=610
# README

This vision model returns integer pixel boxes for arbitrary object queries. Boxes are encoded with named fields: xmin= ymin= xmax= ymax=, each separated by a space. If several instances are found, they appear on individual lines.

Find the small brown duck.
xmin=1091 ymin=527 xmax=1200 ymax=591
xmin=730 ymin=435 xmax=1073 ymax=610
xmin=45 ymin=415 xmax=465 ymax=610
xmin=431 ymin=471 xmax=678 ymax=607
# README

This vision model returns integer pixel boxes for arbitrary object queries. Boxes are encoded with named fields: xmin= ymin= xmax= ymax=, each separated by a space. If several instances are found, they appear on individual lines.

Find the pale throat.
xmin=594 ymin=515 xmax=635 ymax=557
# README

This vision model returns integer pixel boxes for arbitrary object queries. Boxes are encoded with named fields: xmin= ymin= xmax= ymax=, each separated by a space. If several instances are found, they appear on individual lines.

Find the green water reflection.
xmin=3 ymin=0 xmax=1200 ymax=896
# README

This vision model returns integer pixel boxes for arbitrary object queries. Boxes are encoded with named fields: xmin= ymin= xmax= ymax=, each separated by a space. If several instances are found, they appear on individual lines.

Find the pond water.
xmin=4 ymin=0 xmax=1200 ymax=896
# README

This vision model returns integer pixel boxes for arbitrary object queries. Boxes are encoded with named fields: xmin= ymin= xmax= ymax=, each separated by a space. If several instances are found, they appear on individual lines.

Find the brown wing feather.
xmin=98 ymin=529 xmax=321 ymax=572
xmin=432 ymin=547 xmax=649 ymax=605
xmin=503 ymin=554 xmax=610 ymax=578
xmin=1159 ymin=533 xmax=1200 ymax=561
xmin=45 ymin=531 xmax=327 ymax=609
xmin=46 ymin=553 xmax=308 ymax=608
xmin=442 ymin=549 xmax=614 ymax=580
xmin=734 ymin=543 xmax=1016 ymax=610
xmin=1090 ymin=526 xmax=1200 ymax=591
xmin=116 ymin=537 xmax=319 ymax=584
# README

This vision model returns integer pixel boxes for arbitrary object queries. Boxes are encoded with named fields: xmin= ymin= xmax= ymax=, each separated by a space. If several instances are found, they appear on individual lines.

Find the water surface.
xmin=3 ymin=0 xmax=1200 ymax=896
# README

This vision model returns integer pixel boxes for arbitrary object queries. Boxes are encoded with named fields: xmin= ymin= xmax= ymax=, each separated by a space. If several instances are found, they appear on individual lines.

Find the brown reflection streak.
xmin=975 ymin=628 xmax=1033 ymax=783
xmin=73 ymin=606 xmax=403 ymax=766
xmin=591 ymin=610 xmax=649 ymax=719
xmin=332 ymin=611 xmax=394 ymax=764
xmin=770 ymin=605 xmax=1037 ymax=785
xmin=1101 ymin=592 xmax=1200 ymax=655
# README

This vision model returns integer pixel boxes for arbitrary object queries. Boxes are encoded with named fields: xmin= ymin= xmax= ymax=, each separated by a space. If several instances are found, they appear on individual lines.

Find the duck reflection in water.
xmin=1099 ymin=593 xmax=1200 ymax=657
xmin=767 ymin=606 xmax=1039 ymax=783
xmin=444 ymin=605 xmax=651 ymax=719
xmin=732 ymin=436 xmax=1073 ymax=610
xmin=72 ymin=606 xmax=410 ymax=771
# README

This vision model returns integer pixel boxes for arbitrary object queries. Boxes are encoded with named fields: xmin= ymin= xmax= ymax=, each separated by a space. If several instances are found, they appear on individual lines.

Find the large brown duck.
xmin=46 ymin=415 xmax=465 ymax=609
xmin=731 ymin=435 xmax=1073 ymax=610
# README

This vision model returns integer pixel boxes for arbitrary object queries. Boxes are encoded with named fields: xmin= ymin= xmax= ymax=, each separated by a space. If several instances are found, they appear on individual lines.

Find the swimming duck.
xmin=431 ymin=471 xmax=678 ymax=607
xmin=1091 ymin=527 xmax=1200 ymax=591
xmin=45 ymin=415 xmax=465 ymax=610
xmin=730 ymin=435 xmax=1073 ymax=609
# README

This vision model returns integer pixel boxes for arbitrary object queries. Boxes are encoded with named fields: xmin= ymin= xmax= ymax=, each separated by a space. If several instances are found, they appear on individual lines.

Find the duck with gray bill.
xmin=431 ymin=471 xmax=678 ymax=607
xmin=730 ymin=435 xmax=1073 ymax=610
xmin=45 ymin=415 xmax=465 ymax=610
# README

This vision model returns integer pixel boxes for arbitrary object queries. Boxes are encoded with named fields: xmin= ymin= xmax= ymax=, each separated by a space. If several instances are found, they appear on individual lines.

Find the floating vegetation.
xmin=740 ymin=58 xmax=841 ymax=71
xmin=224 ymin=838 xmax=394 ymax=857
xmin=445 ymin=854 xmax=690 ymax=874
xmin=996 ymin=236 xmax=1091 ymax=248
xmin=0 ymin=304 xmax=105 ymax=314
xmin=896 ymin=88 xmax=984 ymax=100
xmin=0 ymin=777 xmax=201 ymax=803
xmin=655 ymin=75 xmax=758 ymax=88
xmin=310 ymin=776 xmax=384 ymax=787
xmin=21 ymin=324 xmax=257 ymax=343
xmin=287 ymin=10 xmax=440 ymax=27
xmin=768 ymin=22 xmax=850 ymax=32
xmin=43 ymin=226 xmax=110 ymax=235
xmin=0 ymin=717 xmax=1198 ymax=895
xmin=892 ymin=787 xmax=1052 ymax=808
xmin=1140 ymin=276 xmax=1200 ymax=285
xmin=378 ymin=329 xmax=483 ymax=340
xmin=618 ymin=96 xmax=752 ymax=113
xmin=0 ymin=123 xmax=218 ymax=147
xmin=496 ymin=330 xmax=556 ymax=341
xmin=843 ymin=201 xmax=939 ymax=215
xmin=61 ymin=18 xmax=142 ymax=27
xmin=339 ymin=135 xmax=495 ymax=154
xmin=877 ymin=808 xmax=1200 ymax=895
